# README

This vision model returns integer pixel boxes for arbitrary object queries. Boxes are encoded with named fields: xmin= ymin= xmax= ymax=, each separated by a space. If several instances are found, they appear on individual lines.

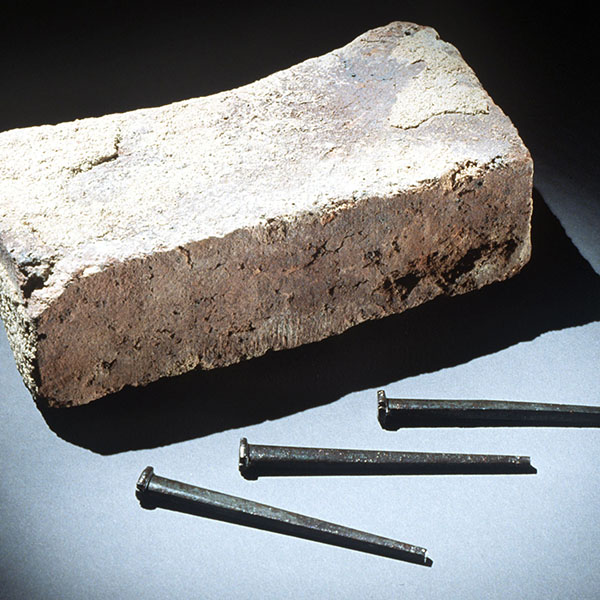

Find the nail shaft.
xmin=136 ymin=466 xmax=431 ymax=566
xmin=378 ymin=390 xmax=600 ymax=429
xmin=239 ymin=438 xmax=536 ymax=479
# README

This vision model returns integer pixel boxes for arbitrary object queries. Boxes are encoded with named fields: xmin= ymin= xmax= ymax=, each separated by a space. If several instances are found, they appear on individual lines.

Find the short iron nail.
xmin=239 ymin=438 xmax=536 ymax=478
xmin=136 ymin=466 xmax=432 ymax=566
xmin=378 ymin=390 xmax=600 ymax=429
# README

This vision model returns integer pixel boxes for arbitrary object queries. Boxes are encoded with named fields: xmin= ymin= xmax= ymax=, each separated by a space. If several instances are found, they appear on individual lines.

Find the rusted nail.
xmin=136 ymin=466 xmax=432 ymax=566
xmin=378 ymin=390 xmax=600 ymax=429
xmin=239 ymin=438 xmax=536 ymax=478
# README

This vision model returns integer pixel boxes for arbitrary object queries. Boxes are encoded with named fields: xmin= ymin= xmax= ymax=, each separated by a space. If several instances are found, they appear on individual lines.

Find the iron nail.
xmin=378 ymin=390 xmax=600 ymax=429
xmin=136 ymin=466 xmax=432 ymax=566
xmin=239 ymin=437 xmax=536 ymax=478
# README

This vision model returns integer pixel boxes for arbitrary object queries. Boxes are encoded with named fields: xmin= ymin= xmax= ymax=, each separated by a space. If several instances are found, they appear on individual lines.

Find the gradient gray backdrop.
xmin=1 ymin=3 xmax=599 ymax=598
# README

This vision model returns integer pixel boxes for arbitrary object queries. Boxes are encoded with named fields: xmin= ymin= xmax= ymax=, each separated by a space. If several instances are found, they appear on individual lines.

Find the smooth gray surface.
xmin=1 ymin=7 xmax=600 ymax=599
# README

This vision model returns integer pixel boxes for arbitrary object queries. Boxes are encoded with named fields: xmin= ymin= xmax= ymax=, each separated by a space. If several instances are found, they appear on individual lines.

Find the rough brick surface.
xmin=0 ymin=22 xmax=532 ymax=407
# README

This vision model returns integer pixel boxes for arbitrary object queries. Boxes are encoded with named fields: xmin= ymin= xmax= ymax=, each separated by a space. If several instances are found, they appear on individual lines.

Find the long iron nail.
xmin=239 ymin=438 xmax=536 ymax=478
xmin=378 ymin=390 xmax=600 ymax=429
xmin=136 ymin=466 xmax=432 ymax=566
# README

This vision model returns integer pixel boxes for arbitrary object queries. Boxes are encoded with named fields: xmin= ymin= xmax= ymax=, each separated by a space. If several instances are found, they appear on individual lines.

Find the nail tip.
xmin=408 ymin=549 xmax=432 ymax=567
xmin=520 ymin=456 xmax=537 ymax=474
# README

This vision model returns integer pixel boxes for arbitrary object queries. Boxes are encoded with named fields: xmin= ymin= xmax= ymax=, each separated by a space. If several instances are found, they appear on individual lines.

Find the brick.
xmin=0 ymin=22 xmax=532 ymax=407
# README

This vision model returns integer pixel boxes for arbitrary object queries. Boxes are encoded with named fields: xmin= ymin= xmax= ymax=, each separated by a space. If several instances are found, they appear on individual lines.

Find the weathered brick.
xmin=0 ymin=22 xmax=532 ymax=407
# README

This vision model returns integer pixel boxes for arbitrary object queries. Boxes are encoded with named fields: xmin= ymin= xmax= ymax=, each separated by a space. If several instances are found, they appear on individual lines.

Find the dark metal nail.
xmin=239 ymin=438 xmax=536 ymax=478
xmin=378 ymin=390 xmax=600 ymax=429
xmin=136 ymin=466 xmax=432 ymax=566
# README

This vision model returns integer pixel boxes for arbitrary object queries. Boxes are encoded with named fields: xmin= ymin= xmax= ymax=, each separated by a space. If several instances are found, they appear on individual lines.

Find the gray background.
xmin=1 ymin=3 xmax=599 ymax=598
